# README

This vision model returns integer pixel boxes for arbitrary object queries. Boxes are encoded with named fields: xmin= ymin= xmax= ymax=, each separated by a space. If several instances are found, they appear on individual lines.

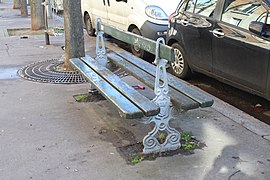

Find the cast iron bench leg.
xmin=142 ymin=38 xmax=181 ymax=154
xmin=88 ymin=19 xmax=108 ymax=92
xmin=95 ymin=18 xmax=107 ymax=66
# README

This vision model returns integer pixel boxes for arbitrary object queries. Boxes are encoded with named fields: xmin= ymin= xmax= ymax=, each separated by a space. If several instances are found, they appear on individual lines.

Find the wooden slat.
xmin=107 ymin=53 xmax=200 ymax=110
xmin=100 ymin=23 xmax=175 ymax=62
xmin=70 ymin=58 xmax=144 ymax=119
xmin=80 ymin=56 xmax=160 ymax=117
xmin=110 ymin=52 xmax=214 ymax=108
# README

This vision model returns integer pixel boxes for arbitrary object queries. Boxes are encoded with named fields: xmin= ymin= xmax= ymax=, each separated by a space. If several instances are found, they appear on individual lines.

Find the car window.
xmin=257 ymin=11 xmax=270 ymax=24
xmin=176 ymin=0 xmax=186 ymax=12
xmin=186 ymin=0 xmax=195 ymax=13
xmin=221 ymin=0 xmax=269 ymax=30
xmin=186 ymin=0 xmax=217 ymax=17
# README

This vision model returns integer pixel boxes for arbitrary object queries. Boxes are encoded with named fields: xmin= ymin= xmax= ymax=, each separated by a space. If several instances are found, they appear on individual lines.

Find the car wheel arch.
xmin=84 ymin=11 xmax=91 ymax=22
xmin=168 ymin=38 xmax=192 ymax=64
xmin=167 ymin=38 xmax=178 ymax=46
xmin=128 ymin=24 xmax=139 ymax=33
xmin=84 ymin=11 xmax=88 ymax=17
xmin=84 ymin=12 xmax=95 ymax=36
xmin=127 ymin=25 xmax=147 ymax=58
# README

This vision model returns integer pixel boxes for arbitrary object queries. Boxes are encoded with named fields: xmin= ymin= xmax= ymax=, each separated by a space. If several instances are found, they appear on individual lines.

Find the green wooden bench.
xmin=70 ymin=18 xmax=213 ymax=154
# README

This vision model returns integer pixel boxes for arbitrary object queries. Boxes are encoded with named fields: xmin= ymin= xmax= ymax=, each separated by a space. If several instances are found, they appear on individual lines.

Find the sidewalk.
xmin=0 ymin=2 xmax=270 ymax=180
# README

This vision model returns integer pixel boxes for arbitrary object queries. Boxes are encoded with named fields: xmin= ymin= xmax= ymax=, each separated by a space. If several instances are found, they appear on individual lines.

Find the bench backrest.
xmin=97 ymin=20 xmax=175 ymax=62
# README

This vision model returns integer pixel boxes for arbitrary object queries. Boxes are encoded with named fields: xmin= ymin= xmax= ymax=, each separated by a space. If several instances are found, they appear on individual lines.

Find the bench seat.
xmin=70 ymin=56 xmax=160 ymax=119
xmin=107 ymin=51 xmax=214 ymax=110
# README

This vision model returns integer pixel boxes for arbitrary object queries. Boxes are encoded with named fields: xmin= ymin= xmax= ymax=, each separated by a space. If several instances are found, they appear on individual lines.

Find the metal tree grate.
xmin=18 ymin=59 xmax=88 ymax=84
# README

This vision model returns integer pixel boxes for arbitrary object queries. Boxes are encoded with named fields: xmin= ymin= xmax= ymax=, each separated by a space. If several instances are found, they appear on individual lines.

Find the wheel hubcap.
xmin=172 ymin=49 xmax=184 ymax=75
xmin=133 ymin=45 xmax=140 ymax=52
xmin=131 ymin=29 xmax=141 ymax=53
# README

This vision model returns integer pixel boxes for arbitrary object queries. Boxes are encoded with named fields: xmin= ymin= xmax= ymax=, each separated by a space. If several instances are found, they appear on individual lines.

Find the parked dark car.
xmin=166 ymin=0 xmax=270 ymax=100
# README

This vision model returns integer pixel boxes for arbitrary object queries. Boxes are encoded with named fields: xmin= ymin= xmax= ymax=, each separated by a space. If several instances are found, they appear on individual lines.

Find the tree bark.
xmin=20 ymin=0 xmax=28 ymax=17
xmin=13 ymin=0 xmax=21 ymax=9
xmin=63 ymin=0 xmax=85 ymax=70
xmin=30 ymin=0 xmax=44 ymax=30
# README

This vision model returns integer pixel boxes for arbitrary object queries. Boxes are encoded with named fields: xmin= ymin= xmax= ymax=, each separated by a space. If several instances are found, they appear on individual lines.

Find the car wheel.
xmin=130 ymin=27 xmax=145 ymax=58
xmin=84 ymin=13 xmax=95 ymax=36
xmin=170 ymin=43 xmax=191 ymax=79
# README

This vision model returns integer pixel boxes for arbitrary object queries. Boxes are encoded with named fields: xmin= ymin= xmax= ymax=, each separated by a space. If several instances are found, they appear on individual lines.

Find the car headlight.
xmin=145 ymin=5 xmax=168 ymax=20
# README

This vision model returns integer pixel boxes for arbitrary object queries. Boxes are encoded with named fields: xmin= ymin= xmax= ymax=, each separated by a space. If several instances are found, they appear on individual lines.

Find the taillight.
xmin=168 ymin=12 xmax=175 ymax=23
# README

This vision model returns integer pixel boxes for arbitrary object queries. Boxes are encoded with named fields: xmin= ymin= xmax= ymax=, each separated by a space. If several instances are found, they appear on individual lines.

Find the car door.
xmin=107 ymin=0 xmax=129 ymax=29
xmin=212 ymin=0 xmax=270 ymax=94
xmin=90 ymin=0 xmax=108 ymax=24
xmin=175 ymin=0 xmax=218 ymax=72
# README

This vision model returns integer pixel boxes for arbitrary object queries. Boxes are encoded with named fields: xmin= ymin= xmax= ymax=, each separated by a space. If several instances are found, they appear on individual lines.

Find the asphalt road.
xmin=187 ymin=73 xmax=270 ymax=126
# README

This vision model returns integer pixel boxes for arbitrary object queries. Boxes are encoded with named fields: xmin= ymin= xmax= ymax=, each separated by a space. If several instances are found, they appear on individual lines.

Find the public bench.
xmin=70 ymin=18 xmax=214 ymax=154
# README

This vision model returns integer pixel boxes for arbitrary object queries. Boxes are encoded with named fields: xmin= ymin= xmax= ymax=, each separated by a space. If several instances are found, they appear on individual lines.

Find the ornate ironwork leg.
xmin=143 ymin=38 xmax=181 ymax=154
xmin=95 ymin=18 xmax=107 ymax=66
xmin=87 ymin=18 xmax=108 ymax=93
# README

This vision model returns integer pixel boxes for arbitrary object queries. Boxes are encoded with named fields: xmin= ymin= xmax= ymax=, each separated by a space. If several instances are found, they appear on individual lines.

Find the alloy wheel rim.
xmin=172 ymin=48 xmax=184 ymax=75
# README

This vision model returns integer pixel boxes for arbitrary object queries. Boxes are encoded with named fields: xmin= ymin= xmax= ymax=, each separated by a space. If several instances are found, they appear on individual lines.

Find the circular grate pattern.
xmin=18 ymin=59 xmax=88 ymax=84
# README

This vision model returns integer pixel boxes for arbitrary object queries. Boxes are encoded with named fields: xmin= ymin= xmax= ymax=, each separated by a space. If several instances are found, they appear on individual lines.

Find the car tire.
xmin=84 ymin=13 xmax=95 ymax=36
xmin=130 ymin=27 xmax=145 ymax=58
xmin=169 ymin=43 xmax=191 ymax=79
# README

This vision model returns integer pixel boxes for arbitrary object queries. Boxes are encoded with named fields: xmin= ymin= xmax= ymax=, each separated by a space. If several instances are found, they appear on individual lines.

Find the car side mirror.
xmin=116 ymin=0 xmax=127 ymax=2
xmin=249 ymin=21 xmax=270 ymax=37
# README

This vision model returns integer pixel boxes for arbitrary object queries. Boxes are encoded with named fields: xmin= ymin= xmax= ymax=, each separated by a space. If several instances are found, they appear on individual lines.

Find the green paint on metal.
xmin=101 ymin=24 xmax=175 ymax=62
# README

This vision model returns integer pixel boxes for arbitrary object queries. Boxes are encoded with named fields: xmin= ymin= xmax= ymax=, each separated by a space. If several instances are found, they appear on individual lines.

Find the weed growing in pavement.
xmin=181 ymin=131 xmax=199 ymax=151
xmin=73 ymin=93 xmax=106 ymax=102
xmin=74 ymin=94 xmax=89 ymax=102
xmin=131 ymin=154 xmax=144 ymax=164
xmin=119 ymin=131 xmax=205 ymax=165
xmin=158 ymin=132 xmax=166 ymax=144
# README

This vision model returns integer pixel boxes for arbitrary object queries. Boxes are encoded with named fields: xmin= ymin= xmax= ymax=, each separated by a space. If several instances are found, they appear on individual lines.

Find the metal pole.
xmin=43 ymin=0 xmax=50 ymax=45
xmin=47 ymin=0 xmax=52 ymax=19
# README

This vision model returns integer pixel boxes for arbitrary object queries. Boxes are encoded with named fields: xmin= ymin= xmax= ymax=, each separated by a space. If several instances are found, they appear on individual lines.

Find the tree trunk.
xmin=30 ymin=0 xmax=44 ymax=30
xmin=63 ymin=0 xmax=85 ymax=70
xmin=20 ymin=0 xmax=28 ymax=17
xmin=13 ymin=0 xmax=21 ymax=9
